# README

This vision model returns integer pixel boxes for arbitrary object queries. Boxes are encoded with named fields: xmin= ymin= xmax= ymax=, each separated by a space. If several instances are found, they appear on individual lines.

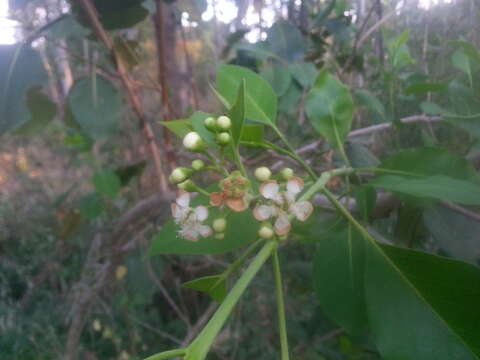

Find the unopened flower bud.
xmin=216 ymin=132 xmax=231 ymax=145
xmin=214 ymin=232 xmax=225 ymax=240
xmin=191 ymin=159 xmax=205 ymax=171
xmin=259 ymin=223 xmax=274 ymax=239
xmin=177 ymin=179 xmax=196 ymax=192
xmin=216 ymin=115 xmax=232 ymax=130
xmin=212 ymin=217 xmax=227 ymax=232
xmin=204 ymin=117 xmax=216 ymax=131
xmin=170 ymin=167 xmax=191 ymax=184
xmin=281 ymin=167 xmax=294 ymax=180
xmin=183 ymin=132 xmax=205 ymax=151
xmin=254 ymin=167 xmax=271 ymax=182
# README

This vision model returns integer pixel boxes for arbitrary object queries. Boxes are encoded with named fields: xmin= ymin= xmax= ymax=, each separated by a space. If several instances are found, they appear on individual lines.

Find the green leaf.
xmin=421 ymin=101 xmax=449 ymax=116
xmin=452 ymin=50 xmax=472 ymax=84
xmin=446 ymin=80 xmax=480 ymax=137
xmin=93 ymin=171 xmax=122 ymax=199
xmin=182 ymin=275 xmax=227 ymax=302
xmin=365 ymin=243 xmax=480 ymax=360
xmin=313 ymin=220 xmax=368 ymax=334
xmin=379 ymin=147 xmax=479 ymax=181
xmin=190 ymin=111 xmax=218 ymax=148
xmin=14 ymin=87 xmax=56 ymax=136
xmin=346 ymin=142 xmax=380 ymax=168
xmin=47 ymin=14 xmax=90 ymax=39
xmin=450 ymin=40 xmax=480 ymax=66
xmin=261 ymin=65 xmax=291 ymax=97
xmin=160 ymin=119 xmax=193 ymax=138
xmin=241 ymin=125 xmax=264 ymax=143
xmin=149 ymin=205 xmax=257 ymax=255
xmin=79 ymin=193 xmax=104 ymax=220
xmin=265 ymin=21 xmax=305 ymax=63
xmin=353 ymin=89 xmax=386 ymax=121
xmin=289 ymin=62 xmax=318 ymax=88
xmin=228 ymin=80 xmax=246 ymax=148
xmin=114 ymin=161 xmax=146 ymax=186
xmin=217 ymin=64 xmax=277 ymax=125
xmin=369 ymin=175 xmax=480 ymax=205
xmin=404 ymin=82 xmax=449 ymax=95
xmin=68 ymin=76 xmax=122 ymax=140
xmin=0 ymin=44 xmax=47 ymax=134
xmin=424 ymin=206 xmax=480 ymax=263
xmin=354 ymin=187 xmax=376 ymax=221
xmin=306 ymin=69 xmax=354 ymax=148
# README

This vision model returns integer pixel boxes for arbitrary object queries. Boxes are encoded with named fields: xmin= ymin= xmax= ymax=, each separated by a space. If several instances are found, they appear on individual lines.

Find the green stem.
xmin=186 ymin=241 xmax=278 ymax=360
xmin=298 ymin=168 xmax=354 ymax=203
xmin=354 ymin=167 xmax=421 ymax=178
xmin=144 ymin=348 xmax=187 ymax=360
xmin=271 ymin=125 xmax=317 ymax=180
xmin=272 ymin=250 xmax=289 ymax=360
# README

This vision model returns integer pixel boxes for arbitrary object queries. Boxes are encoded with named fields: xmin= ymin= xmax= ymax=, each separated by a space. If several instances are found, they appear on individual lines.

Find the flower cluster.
xmin=171 ymin=191 xmax=212 ymax=242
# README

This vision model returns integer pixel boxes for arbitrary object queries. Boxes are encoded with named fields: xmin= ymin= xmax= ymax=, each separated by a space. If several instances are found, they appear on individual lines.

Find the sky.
xmin=0 ymin=0 xmax=453 ymax=45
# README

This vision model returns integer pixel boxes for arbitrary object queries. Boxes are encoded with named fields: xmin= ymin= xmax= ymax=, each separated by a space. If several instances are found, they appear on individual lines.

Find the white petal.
xmin=286 ymin=177 xmax=304 ymax=196
xmin=180 ymin=226 xmax=199 ymax=242
xmin=198 ymin=225 xmax=213 ymax=238
xmin=253 ymin=204 xmax=275 ymax=221
xmin=274 ymin=212 xmax=291 ymax=236
xmin=176 ymin=191 xmax=190 ymax=207
xmin=171 ymin=203 xmax=188 ymax=223
xmin=290 ymin=201 xmax=313 ymax=222
xmin=260 ymin=181 xmax=280 ymax=200
xmin=194 ymin=206 xmax=209 ymax=222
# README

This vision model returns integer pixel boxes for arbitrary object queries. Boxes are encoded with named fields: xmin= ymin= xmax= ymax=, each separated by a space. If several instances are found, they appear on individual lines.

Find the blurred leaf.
xmin=161 ymin=119 xmax=193 ymax=138
xmin=228 ymin=80 xmax=246 ymax=148
xmin=241 ymin=125 xmax=264 ymax=143
xmin=289 ymin=62 xmax=318 ymax=88
xmin=404 ymin=82 xmax=449 ymax=95
xmin=46 ymin=14 xmax=90 ymax=39
xmin=221 ymin=29 xmax=249 ymax=58
xmin=447 ymin=80 xmax=480 ymax=137
xmin=346 ymin=142 xmax=380 ymax=168
xmin=450 ymin=40 xmax=480 ymax=66
xmin=353 ymin=89 xmax=386 ymax=121
xmin=261 ymin=65 xmax=291 ymax=96
xmin=313 ymin=0 xmax=336 ymax=26
xmin=421 ymin=101 xmax=449 ymax=115
xmin=0 ymin=44 xmax=47 ymax=134
xmin=424 ymin=206 xmax=480 ymax=262
xmin=93 ymin=171 xmax=122 ymax=199
xmin=369 ymin=175 xmax=480 ymax=205
xmin=306 ymin=69 xmax=354 ymax=147
xmin=394 ymin=203 xmax=423 ymax=245
xmin=265 ymin=21 xmax=305 ymax=63
xmin=14 ymin=87 xmax=56 ymax=136
xmin=114 ymin=161 xmax=146 ymax=186
xmin=183 ymin=275 xmax=227 ymax=302
xmin=79 ymin=193 xmax=104 ymax=220
xmin=217 ymin=65 xmax=277 ymax=125
xmin=366 ymin=243 xmax=480 ymax=360
xmin=452 ymin=50 xmax=472 ymax=85
xmin=68 ymin=76 xmax=122 ymax=140
xmin=313 ymin=220 xmax=368 ymax=334
xmin=354 ymin=187 xmax=376 ymax=221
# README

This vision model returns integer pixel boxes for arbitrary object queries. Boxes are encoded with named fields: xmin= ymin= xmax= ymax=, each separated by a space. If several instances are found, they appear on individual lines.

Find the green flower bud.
xmin=216 ymin=115 xmax=232 ymax=130
xmin=177 ymin=179 xmax=196 ymax=192
xmin=280 ymin=167 xmax=294 ymax=180
xmin=191 ymin=159 xmax=205 ymax=171
xmin=212 ymin=217 xmax=227 ymax=232
xmin=258 ymin=223 xmax=274 ymax=239
xmin=204 ymin=117 xmax=217 ymax=131
xmin=254 ymin=166 xmax=272 ymax=182
xmin=183 ymin=132 xmax=205 ymax=151
xmin=170 ymin=167 xmax=191 ymax=184
xmin=214 ymin=232 xmax=225 ymax=240
xmin=216 ymin=132 xmax=231 ymax=145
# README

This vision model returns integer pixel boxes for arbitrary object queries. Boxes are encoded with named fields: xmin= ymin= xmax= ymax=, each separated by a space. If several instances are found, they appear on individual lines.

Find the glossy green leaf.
xmin=93 ymin=171 xmax=122 ymax=199
xmin=68 ymin=76 xmax=122 ymax=140
xmin=150 ymin=202 xmax=257 ymax=255
xmin=217 ymin=64 xmax=277 ymax=125
xmin=160 ymin=119 xmax=193 ymax=138
xmin=0 ymin=44 xmax=47 ymax=134
xmin=354 ymin=89 xmax=386 ymax=121
xmin=266 ymin=21 xmax=305 ymax=63
xmin=14 ymin=87 xmax=56 ymax=136
xmin=424 ymin=206 xmax=480 ymax=262
xmin=369 ymin=175 xmax=480 ymax=205
xmin=228 ymin=80 xmax=246 ymax=148
xmin=306 ymin=70 xmax=354 ymax=147
xmin=404 ymin=82 xmax=448 ymax=95
xmin=261 ymin=65 xmax=291 ymax=96
xmin=365 ymin=243 xmax=480 ymax=360
xmin=182 ymin=275 xmax=227 ymax=302
xmin=313 ymin=220 xmax=368 ymax=334
xmin=241 ymin=125 xmax=264 ymax=143
xmin=289 ymin=62 xmax=318 ymax=88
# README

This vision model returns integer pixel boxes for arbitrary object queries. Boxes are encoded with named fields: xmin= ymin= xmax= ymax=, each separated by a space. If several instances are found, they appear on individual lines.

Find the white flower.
xmin=183 ymin=132 xmax=204 ymax=151
xmin=171 ymin=191 xmax=212 ymax=241
xmin=253 ymin=177 xmax=313 ymax=236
